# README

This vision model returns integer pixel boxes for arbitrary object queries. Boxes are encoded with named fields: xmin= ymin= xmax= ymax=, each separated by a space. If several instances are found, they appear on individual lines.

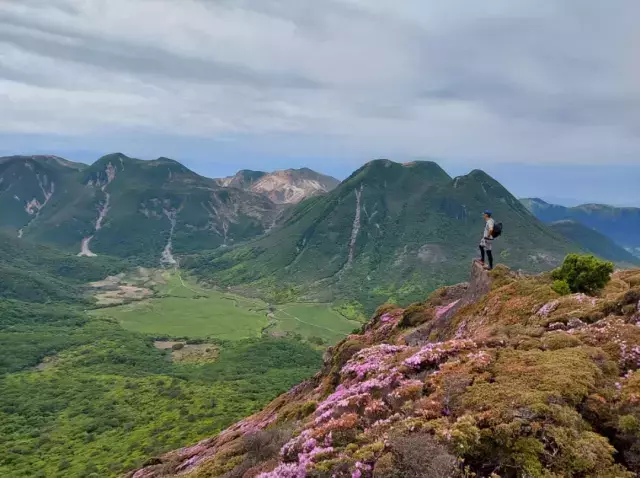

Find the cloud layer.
xmin=1 ymin=0 xmax=639 ymax=166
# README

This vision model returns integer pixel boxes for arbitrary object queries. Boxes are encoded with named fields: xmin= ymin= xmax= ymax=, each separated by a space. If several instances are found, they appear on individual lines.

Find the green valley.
xmin=91 ymin=271 xmax=360 ymax=346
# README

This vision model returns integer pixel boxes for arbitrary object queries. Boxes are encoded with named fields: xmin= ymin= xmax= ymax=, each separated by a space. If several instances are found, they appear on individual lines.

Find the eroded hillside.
xmin=130 ymin=262 xmax=640 ymax=478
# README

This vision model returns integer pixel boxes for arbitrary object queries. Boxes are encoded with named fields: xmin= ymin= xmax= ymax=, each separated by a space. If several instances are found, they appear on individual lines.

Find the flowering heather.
xmin=573 ymin=293 xmax=598 ymax=307
xmin=435 ymin=299 xmax=461 ymax=320
xmin=352 ymin=461 xmax=372 ymax=478
xmin=620 ymin=342 xmax=640 ymax=369
xmin=258 ymin=462 xmax=304 ymax=478
xmin=465 ymin=350 xmax=492 ymax=368
xmin=131 ymin=266 xmax=640 ymax=478
xmin=455 ymin=320 xmax=468 ymax=339
xmin=537 ymin=300 xmax=560 ymax=317
xmin=379 ymin=313 xmax=398 ymax=323
xmin=403 ymin=340 xmax=477 ymax=370
xmin=314 ymin=372 xmax=404 ymax=425
xmin=341 ymin=344 xmax=407 ymax=380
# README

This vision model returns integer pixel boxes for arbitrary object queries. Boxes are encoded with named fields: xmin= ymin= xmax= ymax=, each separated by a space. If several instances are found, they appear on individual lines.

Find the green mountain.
xmin=0 ymin=232 xmax=125 ymax=303
xmin=187 ymin=160 xmax=578 ymax=313
xmin=0 ymin=155 xmax=86 ymax=235
xmin=1 ymin=154 xmax=278 ymax=263
xmin=548 ymin=220 xmax=640 ymax=266
xmin=521 ymin=198 xmax=640 ymax=256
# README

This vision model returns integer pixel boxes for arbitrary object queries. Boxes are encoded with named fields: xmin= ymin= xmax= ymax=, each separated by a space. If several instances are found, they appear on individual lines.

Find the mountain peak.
xmin=217 ymin=168 xmax=339 ymax=204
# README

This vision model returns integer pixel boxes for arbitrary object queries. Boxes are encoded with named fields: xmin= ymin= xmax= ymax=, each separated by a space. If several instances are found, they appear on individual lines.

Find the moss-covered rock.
xmin=399 ymin=303 xmax=434 ymax=328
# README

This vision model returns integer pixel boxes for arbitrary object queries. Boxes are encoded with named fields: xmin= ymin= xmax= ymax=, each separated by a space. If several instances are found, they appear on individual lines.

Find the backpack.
xmin=492 ymin=222 xmax=503 ymax=238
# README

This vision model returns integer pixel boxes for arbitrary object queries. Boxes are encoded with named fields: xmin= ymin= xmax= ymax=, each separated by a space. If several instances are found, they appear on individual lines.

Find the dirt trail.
xmin=177 ymin=270 xmax=202 ymax=296
xmin=274 ymin=307 xmax=344 ymax=334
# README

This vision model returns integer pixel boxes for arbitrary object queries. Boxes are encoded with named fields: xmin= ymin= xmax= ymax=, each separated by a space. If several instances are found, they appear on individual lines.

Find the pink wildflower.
xmin=537 ymin=300 xmax=559 ymax=317
xmin=379 ymin=313 xmax=398 ymax=323
xmin=403 ymin=340 xmax=477 ymax=370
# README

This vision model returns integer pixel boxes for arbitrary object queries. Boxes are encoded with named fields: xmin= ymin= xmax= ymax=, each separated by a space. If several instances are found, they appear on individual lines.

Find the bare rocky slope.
xmin=130 ymin=261 xmax=640 ymax=478
xmin=217 ymin=168 xmax=340 ymax=205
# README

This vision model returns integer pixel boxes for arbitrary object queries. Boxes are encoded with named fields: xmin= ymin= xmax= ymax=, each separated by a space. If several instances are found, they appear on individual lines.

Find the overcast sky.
xmin=1 ymin=0 xmax=639 ymax=205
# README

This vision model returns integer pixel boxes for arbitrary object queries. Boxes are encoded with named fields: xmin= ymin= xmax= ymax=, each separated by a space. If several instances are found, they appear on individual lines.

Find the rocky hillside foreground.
xmin=131 ymin=262 xmax=640 ymax=478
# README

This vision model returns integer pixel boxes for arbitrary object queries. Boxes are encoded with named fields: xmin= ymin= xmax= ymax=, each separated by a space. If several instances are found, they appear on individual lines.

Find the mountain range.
xmin=3 ymin=153 xmax=639 ymax=314
xmin=0 ymin=154 xmax=335 ymax=263
xmin=521 ymin=197 xmax=640 ymax=258
xmin=188 ymin=160 xmax=579 ymax=313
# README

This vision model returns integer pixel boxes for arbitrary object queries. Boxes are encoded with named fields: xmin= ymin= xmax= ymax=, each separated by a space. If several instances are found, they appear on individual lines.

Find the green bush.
xmin=551 ymin=280 xmax=571 ymax=296
xmin=551 ymin=254 xmax=614 ymax=295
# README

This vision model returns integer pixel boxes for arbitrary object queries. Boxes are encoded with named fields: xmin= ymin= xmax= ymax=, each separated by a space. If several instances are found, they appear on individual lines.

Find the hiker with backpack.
xmin=478 ymin=210 xmax=501 ymax=270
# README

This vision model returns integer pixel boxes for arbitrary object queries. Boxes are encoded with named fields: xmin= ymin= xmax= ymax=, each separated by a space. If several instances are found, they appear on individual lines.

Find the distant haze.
xmin=1 ymin=0 xmax=638 ymax=205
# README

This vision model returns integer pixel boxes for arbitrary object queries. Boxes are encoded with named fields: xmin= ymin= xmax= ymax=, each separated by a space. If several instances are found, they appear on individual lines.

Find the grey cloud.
xmin=0 ymin=12 xmax=320 ymax=90
xmin=0 ymin=0 xmax=639 ymax=165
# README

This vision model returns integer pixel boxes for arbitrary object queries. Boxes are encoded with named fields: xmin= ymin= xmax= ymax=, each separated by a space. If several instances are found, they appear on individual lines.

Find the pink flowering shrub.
xmin=379 ymin=313 xmax=398 ymax=323
xmin=537 ymin=300 xmax=560 ymax=317
xmin=403 ymin=340 xmax=477 ymax=370
xmin=341 ymin=344 xmax=407 ymax=380
xmin=574 ymin=293 xmax=598 ymax=307
xmin=352 ymin=461 xmax=372 ymax=478
xmin=465 ymin=350 xmax=493 ymax=370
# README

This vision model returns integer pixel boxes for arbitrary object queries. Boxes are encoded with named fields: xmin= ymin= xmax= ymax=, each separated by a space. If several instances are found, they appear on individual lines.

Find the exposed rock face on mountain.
xmin=522 ymin=198 xmax=640 ymax=257
xmin=189 ymin=160 xmax=578 ymax=314
xmin=1 ymin=154 xmax=278 ymax=263
xmin=130 ymin=262 xmax=640 ymax=478
xmin=0 ymin=155 xmax=86 ymax=237
xmin=218 ymin=168 xmax=340 ymax=204
xmin=548 ymin=220 xmax=640 ymax=266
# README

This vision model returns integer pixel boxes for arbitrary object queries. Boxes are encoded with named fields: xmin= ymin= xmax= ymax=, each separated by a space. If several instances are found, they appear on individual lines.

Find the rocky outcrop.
xmin=129 ymin=266 xmax=640 ymax=478
xmin=217 ymin=168 xmax=339 ymax=204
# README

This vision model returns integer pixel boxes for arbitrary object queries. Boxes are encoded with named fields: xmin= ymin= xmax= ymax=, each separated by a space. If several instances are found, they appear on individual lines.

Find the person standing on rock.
xmin=479 ymin=210 xmax=495 ymax=270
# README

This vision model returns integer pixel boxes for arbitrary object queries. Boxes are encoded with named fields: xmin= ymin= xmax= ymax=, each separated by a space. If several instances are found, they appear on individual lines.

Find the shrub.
xmin=551 ymin=254 xmax=614 ymax=295
xmin=171 ymin=343 xmax=185 ymax=350
xmin=399 ymin=304 xmax=434 ymax=328
xmin=380 ymin=431 xmax=457 ymax=478
xmin=551 ymin=280 xmax=571 ymax=296
xmin=309 ymin=336 xmax=327 ymax=346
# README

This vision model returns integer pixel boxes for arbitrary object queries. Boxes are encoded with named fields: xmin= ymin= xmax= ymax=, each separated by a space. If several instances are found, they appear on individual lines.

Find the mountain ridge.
xmin=521 ymin=197 xmax=640 ymax=257
xmin=0 ymin=154 xmax=279 ymax=262
xmin=548 ymin=220 xmax=640 ymax=266
xmin=130 ymin=262 xmax=640 ymax=477
xmin=217 ymin=167 xmax=340 ymax=204
xmin=187 ymin=160 xmax=578 ymax=314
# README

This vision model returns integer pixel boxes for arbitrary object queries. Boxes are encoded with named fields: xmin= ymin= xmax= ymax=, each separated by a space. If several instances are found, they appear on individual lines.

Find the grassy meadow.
xmin=92 ymin=271 xmax=359 ymax=346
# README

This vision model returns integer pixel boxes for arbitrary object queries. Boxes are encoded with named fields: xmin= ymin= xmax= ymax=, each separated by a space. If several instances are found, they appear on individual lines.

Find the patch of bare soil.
xmin=90 ymin=274 xmax=125 ymax=288
xmin=33 ymin=355 xmax=58 ymax=371
xmin=154 ymin=341 xmax=220 ymax=364
xmin=91 ymin=269 xmax=166 ymax=305
xmin=95 ymin=285 xmax=153 ymax=306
